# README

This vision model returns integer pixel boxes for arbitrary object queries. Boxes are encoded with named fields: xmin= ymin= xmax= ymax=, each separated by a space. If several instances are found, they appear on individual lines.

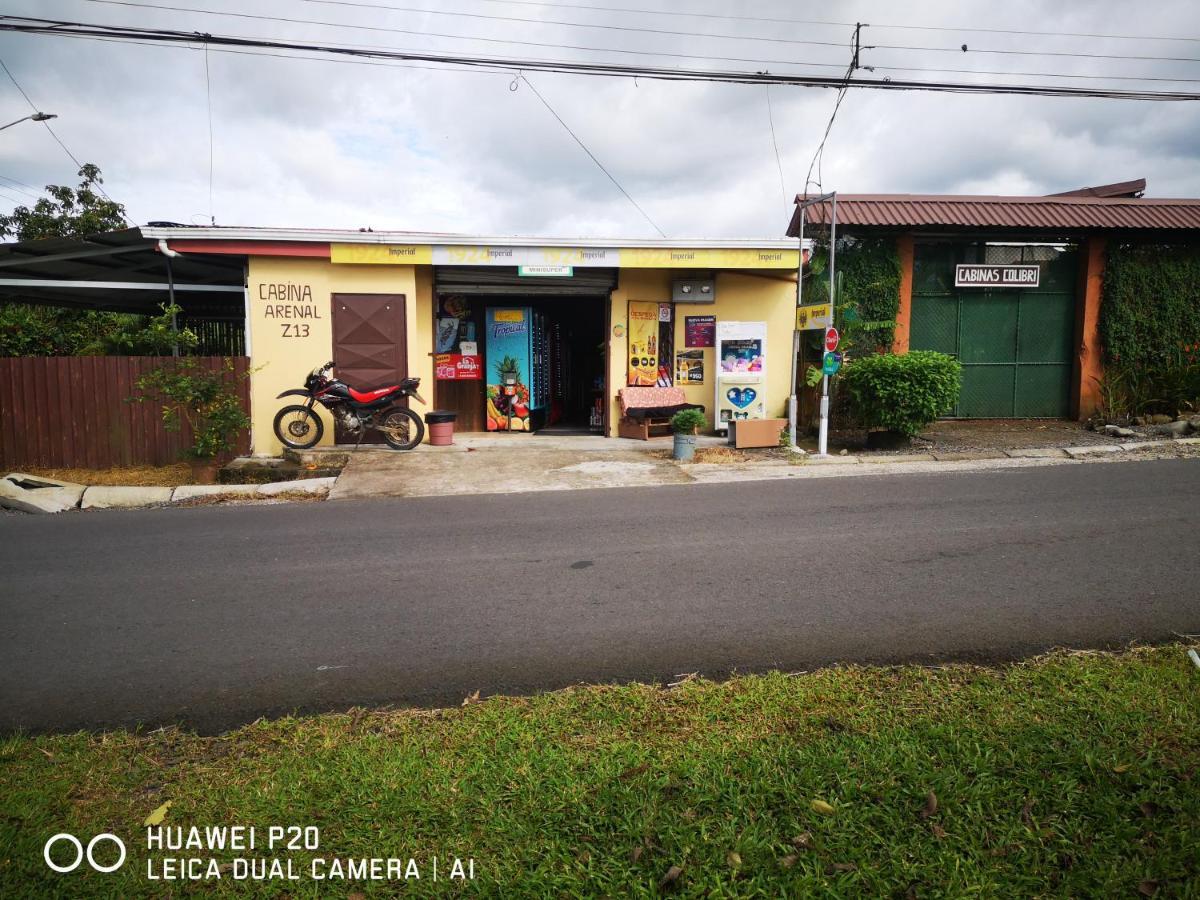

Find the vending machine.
xmin=714 ymin=321 xmax=767 ymax=432
xmin=485 ymin=307 xmax=547 ymax=431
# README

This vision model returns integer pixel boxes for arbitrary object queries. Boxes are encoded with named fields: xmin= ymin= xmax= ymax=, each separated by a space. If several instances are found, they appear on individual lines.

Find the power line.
xmin=40 ymin=19 xmax=1200 ymax=87
xmin=4 ymin=17 xmax=1200 ymax=101
xmin=517 ymin=75 xmax=664 ymax=237
xmin=0 ymin=174 xmax=43 ymax=199
xmin=764 ymin=85 xmax=785 ymax=207
xmin=281 ymin=0 xmax=1200 ymax=62
xmin=79 ymin=0 xmax=852 ymax=51
xmin=0 ymin=54 xmax=126 ymax=219
xmin=75 ymin=0 xmax=1200 ymax=67
xmin=396 ymin=0 xmax=1200 ymax=45
xmin=804 ymin=27 xmax=861 ymax=198
xmin=203 ymin=43 xmax=215 ymax=225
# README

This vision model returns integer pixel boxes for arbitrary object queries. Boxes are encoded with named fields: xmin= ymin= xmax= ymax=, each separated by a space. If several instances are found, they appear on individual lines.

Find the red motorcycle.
xmin=273 ymin=361 xmax=425 ymax=450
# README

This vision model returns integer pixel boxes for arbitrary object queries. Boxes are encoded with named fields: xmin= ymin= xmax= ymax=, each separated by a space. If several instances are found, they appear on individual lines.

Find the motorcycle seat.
xmin=348 ymin=385 xmax=399 ymax=402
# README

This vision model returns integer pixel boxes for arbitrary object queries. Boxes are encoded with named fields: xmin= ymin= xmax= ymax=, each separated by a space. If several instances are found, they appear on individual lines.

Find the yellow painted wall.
xmin=246 ymin=257 xmax=432 ymax=454
xmin=607 ymin=269 xmax=796 ymax=435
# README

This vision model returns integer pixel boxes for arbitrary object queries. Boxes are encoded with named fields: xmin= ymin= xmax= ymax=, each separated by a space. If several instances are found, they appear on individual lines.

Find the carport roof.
xmin=0 ymin=228 xmax=244 ymax=312
xmin=786 ymin=187 xmax=1200 ymax=236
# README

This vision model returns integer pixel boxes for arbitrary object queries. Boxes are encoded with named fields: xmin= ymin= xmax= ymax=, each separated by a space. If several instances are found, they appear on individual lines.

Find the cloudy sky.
xmin=0 ymin=0 xmax=1198 ymax=239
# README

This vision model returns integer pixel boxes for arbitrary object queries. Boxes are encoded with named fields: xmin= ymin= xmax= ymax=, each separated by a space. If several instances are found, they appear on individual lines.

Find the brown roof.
xmin=786 ymin=190 xmax=1200 ymax=235
xmin=1047 ymin=178 xmax=1146 ymax=198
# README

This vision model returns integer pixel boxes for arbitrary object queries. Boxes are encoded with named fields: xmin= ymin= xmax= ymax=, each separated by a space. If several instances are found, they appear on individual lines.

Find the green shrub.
xmin=670 ymin=408 xmax=707 ymax=434
xmin=133 ymin=358 xmax=250 ymax=459
xmin=841 ymin=351 xmax=961 ymax=436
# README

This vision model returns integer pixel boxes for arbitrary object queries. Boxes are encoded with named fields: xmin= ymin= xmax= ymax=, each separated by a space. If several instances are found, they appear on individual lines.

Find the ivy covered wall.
xmin=1100 ymin=242 xmax=1200 ymax=367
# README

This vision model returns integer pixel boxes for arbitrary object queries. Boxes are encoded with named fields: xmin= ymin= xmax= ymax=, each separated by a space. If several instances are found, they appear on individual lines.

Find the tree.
xmin=0 ymin=164 xmax=153 ymax=357
xmin=0 ymin=164 xmax=126 ymax=241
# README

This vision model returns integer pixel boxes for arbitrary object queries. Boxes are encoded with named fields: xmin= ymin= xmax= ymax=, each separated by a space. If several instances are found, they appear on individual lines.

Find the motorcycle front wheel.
xmin=273 ymin=404 xmax=324 ymax=449
xmin=378 ymin=406 xmax=424 ymax=450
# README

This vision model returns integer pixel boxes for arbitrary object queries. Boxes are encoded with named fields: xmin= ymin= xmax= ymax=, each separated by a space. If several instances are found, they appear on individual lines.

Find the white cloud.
xmin=0 ymin=0 xmax=1196 ymax=237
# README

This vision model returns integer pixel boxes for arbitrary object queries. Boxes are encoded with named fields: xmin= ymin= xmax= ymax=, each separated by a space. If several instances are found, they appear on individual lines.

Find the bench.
xmin=617 ymin=386 xmax=705 ymax=440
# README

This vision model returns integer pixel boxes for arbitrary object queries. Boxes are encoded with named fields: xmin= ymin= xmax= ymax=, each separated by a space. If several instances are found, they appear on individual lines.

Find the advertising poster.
xmin=685 ymin=315 xmax=716 ymax=347
xmin=437 ymin=294 xmax=475 ymax=351
xmin=434 ymin=354 xmax=482 ymax=380
xmin=714 ymin=321 xmax=767 ymax=431
xmin=717 ymin=382 xmax=766 ymax=425
xmin=719 ymin=338 xmax=763 ymax=375
xmin=627 ymin=301 xmax=659 ymax=386
xmin=485 ymin=307 xmax=532 ymax=431
xmin=675 ymin=350 xmax=705 ymax=385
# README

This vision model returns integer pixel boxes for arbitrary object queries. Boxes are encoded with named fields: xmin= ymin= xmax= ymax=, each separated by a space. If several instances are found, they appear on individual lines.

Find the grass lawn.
xmin=2 ymin=646 xmax=1197 ymax=897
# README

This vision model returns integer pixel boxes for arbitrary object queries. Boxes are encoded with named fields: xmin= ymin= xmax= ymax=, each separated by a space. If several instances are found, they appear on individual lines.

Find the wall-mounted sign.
xmin=658 ymin=303 xmax=673 ymax=323
xmin=954 ymin=264 xmax=1040 ymax=288
xmin=685 ymin=315 xmax=716 ymax=347
xmin=331 ymin=243 xmax=808 ymax=269
xmin=518 ymin=265 xmax=573 ymax=277
xmin=675 ymin=349 xmax=705 ymax=385
xmin=796 ymin=303 xmax=831 ymax=331
xmin=434 ymin=354 xmax=483 ymax=380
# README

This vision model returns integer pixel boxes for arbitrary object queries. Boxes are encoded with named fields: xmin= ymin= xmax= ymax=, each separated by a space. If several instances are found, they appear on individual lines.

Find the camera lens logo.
xmin=43 ymin=833 xmax=126 ymax=873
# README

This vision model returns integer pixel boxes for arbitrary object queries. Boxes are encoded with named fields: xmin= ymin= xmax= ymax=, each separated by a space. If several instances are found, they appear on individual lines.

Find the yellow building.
xmin=143 ymin=228 xmax=809 ymax=454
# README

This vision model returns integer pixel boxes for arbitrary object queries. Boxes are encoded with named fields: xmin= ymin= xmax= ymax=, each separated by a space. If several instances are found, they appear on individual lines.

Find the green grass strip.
xmin=2 ymin=645 xmax=1198 ymax=896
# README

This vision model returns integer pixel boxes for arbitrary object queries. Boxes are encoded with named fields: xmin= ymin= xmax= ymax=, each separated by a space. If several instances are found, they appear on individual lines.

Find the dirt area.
xmin=833 ymin=419 xmax=1172 ymax=455
xmin=1090 ymin=441 xmax=1200 ymax=462
xmin=169 ymin=490 xmax=329 ymax=507
xmin=15 ymin=464 xmax=192 ymax=487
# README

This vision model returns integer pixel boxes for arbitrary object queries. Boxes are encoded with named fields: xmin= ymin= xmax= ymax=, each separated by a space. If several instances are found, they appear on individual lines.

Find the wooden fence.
xmin=0 ymin=356 xmax=251 ymax=469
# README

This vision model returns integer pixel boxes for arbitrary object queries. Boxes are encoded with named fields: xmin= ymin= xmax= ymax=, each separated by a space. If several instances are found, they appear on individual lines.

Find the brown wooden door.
xmin=331 ymin=293 xmax=407 ymax=444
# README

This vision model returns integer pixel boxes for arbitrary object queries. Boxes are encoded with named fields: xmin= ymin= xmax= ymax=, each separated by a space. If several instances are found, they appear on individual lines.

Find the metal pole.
xmin=817 ymin=192 xmax=837 ymax=457
xmin=787 ymin=206 xmax=806 ymax=450
xmin=166 ymin=255 xmax=179 ymax=357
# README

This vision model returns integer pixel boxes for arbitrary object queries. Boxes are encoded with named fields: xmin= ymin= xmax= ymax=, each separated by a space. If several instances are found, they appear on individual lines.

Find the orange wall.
xmin=893 ymin=234 xmax=915 ymax=354
xmin=1073 ymin=236 xmax=1107 ymax=420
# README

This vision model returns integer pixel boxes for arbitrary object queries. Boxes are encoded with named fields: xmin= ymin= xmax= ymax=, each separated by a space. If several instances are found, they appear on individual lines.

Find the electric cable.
xmin=517 ymin=74 xmax=665 ymax=237
xmin=4 ymin=17 xmax=1200 ymax=101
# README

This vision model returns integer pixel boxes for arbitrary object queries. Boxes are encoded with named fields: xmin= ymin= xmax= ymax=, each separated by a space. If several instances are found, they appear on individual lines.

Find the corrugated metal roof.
xmin=139 ymin=225 xmax=796 ymax=250
xmin=786 ymin=193 xmax=1200 ymax=235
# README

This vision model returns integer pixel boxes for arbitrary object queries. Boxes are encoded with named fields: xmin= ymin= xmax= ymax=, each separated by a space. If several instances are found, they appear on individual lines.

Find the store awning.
xmin=434 ymin=266 xmax=618 ymax=296
xmin=0 ymin=228 xmax=245 ymax=313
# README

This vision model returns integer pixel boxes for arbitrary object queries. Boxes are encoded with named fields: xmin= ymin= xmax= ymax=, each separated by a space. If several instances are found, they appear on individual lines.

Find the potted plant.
xmin=670 ymin=408 xmax=707 ymax=462
xmin=133 ymin=358 xmax=251 ymax=483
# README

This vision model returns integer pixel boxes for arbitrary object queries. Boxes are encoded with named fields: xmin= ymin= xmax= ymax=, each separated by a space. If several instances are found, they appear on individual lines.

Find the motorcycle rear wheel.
xmin=273 ymin=404 xmax=324 ymax=450
xmin=379 ymin=406 xmax=424 ymax=451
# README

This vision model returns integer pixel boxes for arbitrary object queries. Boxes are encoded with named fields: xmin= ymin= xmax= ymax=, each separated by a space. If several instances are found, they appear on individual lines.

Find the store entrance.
xmin=433 ymin=292 xmax=608 ymax=435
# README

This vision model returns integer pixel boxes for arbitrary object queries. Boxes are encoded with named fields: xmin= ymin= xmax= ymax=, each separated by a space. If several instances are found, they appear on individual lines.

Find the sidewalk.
xmin=327 ymin=428 xmax=1200 ymax=501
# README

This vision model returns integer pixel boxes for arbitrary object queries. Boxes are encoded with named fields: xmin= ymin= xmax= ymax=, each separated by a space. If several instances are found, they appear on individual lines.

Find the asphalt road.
xmin=3 ymin=460 xmax=1199 ymax=734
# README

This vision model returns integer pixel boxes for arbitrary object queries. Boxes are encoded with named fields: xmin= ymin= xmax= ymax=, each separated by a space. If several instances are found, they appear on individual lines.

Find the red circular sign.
xmin=824 ymin=327 xmax=840 ymax=352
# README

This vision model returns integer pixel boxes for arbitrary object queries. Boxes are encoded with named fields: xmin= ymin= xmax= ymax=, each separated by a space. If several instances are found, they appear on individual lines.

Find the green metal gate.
xmin=910 ymin=243 xmax=1078 ymax=417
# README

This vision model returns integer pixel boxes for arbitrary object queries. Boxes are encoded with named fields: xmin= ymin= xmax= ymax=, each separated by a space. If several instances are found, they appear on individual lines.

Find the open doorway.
xmin=433 ymin=292 xmax=608 ymax=435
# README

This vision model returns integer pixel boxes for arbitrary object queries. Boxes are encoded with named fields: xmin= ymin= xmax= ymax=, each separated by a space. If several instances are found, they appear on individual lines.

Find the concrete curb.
xmin=1 ymin=472 xmax=338 ymax=514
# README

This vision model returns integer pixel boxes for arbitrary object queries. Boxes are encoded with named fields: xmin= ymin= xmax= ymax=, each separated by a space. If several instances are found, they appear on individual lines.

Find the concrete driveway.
xmin=328 ymin=436 xmax=710 ymax=499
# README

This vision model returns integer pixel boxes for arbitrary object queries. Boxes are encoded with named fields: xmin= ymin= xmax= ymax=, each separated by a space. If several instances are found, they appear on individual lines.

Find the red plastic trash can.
xmin=425 ymin=410 xmax=457 ymax=446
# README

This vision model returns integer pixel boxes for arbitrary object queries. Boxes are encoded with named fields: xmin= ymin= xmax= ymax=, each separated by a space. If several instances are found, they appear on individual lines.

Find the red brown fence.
xmin=0 ymin=356 xmax=251 ymax=469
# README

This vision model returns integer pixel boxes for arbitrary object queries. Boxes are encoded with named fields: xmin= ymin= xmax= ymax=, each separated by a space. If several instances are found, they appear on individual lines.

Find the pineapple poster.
xmin=485 ymin=308 xmax=533 ymax=431
xmin=627 ymin=301 xmax=659 ymax=386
